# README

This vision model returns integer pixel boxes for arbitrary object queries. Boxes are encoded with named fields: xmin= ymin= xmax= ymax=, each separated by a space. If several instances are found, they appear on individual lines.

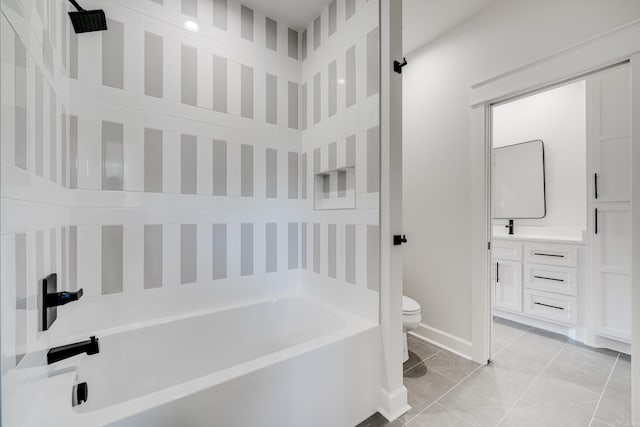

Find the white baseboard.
xmin=410 ymin=323 xmax=473 ymax=360
xmin=377 ymin=385 xmax=410 ymax=422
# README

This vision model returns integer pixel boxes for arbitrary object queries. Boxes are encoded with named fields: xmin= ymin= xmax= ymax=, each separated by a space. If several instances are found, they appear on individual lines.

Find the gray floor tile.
xmin=404 ymin=364 xmax=457 ymax=420
xmin=498 ymin=400 xmax=597 ymax=427
xmin=425 ymin=350 xmax=480 ymax=383
xmin=516 ymin=375 xmax=600 ymax=407
xmin=594 ymin=379 xmax=632 ymax=427
xmin=456 ymin=363 xmax=536 ymax=409
xmin=404 ymin=403 xmax=472 ymax=427
xmin=610 ymin=354 xmax=631 ymax=387
xmin=590 ymin=419 xmax=613 ymax=427
xmin=492 ymin=318 xmax=529 ymax=355
xmin=438 ymin=382 xmax=511 ymax=427
xmin=490 ymin=331 xmax=565 ymax=376
xmin=356 ymin=412 xmax=404 ymax=427
xmin=542 ymin=343 xmax=617 ymax=394
xmin=408 ymin=336 xmax=442 ymax=363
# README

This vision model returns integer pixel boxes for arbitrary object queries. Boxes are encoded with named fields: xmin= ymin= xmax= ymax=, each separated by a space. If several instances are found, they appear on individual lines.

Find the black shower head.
xmin=68 ymin=0 xmax=107 ymax=33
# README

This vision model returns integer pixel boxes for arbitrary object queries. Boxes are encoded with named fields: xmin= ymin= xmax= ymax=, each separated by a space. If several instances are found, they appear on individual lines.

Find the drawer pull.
xmin=534 ymin=301 xmax=564 ymax=311
xmin=533 ymin=275 xmax=564 ymax=283
xmin=533 ymin=252 xmax=565 ymax=258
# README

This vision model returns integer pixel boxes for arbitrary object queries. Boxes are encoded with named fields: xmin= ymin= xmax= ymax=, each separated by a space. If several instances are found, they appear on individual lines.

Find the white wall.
xmin=492 ymin=81 xmax=587 ymax=236
xmin=402 ymin=0 xmax=640 ymax=346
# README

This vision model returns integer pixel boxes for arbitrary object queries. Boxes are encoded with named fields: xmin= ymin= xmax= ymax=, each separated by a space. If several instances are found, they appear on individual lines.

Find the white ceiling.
xmin=239 ymin=0 xmax=326 ymax=29
xmin=403 ymin=0 xmax=498 ymax=55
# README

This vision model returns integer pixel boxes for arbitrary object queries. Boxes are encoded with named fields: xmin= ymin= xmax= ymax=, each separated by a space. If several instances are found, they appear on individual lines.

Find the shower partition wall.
xmin=0 ymin=0 xmax=401 ymax=425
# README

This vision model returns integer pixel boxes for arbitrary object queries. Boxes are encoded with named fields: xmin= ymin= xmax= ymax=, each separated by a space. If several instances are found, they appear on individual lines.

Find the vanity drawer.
xmin=523 ymin=243 xmax=578 ymax=267
xmin=524 ymin=264 xmax=577 ymax=296
xmin=492 ymin=241 xmax=522 ymax=262
xmin=523 ymin=290 xmax=577 ymax=325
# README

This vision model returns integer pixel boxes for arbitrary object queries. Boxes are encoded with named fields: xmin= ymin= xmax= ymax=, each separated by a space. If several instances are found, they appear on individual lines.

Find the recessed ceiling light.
xmin=337 ymin=78 xmax=346 ymax=85
xmin=184 ymin=20 xmax=199 ymax=32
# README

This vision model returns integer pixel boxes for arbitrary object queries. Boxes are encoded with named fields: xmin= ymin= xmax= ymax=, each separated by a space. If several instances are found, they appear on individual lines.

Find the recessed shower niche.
xmin=314 ymin=167 xmax=356 ymax=210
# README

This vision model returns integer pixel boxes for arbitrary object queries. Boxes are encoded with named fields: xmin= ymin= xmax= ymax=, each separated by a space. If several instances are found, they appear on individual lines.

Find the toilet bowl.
xmin=402 ymin=295 xmax=422 ymax=363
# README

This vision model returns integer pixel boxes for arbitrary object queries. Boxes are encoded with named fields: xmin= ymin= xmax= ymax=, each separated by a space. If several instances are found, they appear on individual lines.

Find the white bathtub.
xmin=21 ymin=295 xmax=381 ymax=427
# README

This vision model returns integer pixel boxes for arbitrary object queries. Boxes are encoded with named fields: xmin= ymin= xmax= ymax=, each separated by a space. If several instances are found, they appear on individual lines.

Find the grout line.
xmin=493 ymin=340 xmax=569 ymax=427
xmin=588 ymin=353 xmax=620 ymax=427
xmin=492 ymin=323 xmax=530 ymax=358
xmin=403 ymin=349 xmax=443 ymax=373
xmin=402 ymin=360 xmax=485 ymax=426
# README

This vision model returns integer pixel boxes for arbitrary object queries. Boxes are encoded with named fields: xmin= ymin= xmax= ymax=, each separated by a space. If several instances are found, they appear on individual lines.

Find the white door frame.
xmin=469 ymin=19 xmax=640 ymax=425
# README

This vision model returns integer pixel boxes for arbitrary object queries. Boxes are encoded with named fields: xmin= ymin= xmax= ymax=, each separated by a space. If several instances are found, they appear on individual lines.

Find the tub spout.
xmin=47 ymin=336 xmax=99 ymax=364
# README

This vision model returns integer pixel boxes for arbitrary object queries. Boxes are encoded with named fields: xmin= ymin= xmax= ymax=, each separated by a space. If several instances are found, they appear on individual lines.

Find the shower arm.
xmin=68 ymin=0 xmax=85 ymax=11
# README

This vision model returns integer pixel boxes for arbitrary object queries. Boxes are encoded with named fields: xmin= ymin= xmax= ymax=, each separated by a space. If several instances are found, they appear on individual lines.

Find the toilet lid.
xmin=403 ymin=296 xmax=421 ymax=314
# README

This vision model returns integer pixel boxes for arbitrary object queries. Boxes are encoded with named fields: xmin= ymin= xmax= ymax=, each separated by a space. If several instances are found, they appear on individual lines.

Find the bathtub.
xmin=20 ymin=295 xmax=381 ymax=427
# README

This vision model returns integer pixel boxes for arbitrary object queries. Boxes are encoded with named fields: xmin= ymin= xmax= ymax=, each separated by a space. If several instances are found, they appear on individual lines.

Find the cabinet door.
xmin=492 ymin=260 xmax=522 ymax=312
xmin=587 ymin=64 xmax=631 ymax=203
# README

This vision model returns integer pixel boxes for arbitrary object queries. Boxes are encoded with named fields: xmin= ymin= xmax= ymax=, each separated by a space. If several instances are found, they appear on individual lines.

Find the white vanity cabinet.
xmin=493 ymin=239 xmax=581 ymax=327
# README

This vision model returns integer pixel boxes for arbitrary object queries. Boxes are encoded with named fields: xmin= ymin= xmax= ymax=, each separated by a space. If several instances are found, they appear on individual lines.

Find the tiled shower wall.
xmin=0 ymin=0 xmax=380 ymax=387
xmin=300 ymin=0 xmax=380 ymax=296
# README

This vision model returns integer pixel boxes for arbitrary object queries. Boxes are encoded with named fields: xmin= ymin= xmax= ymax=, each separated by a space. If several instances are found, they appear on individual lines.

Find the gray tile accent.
xmin=313 ymin=147 xmax=321 ymax=173
xmin=266 ymin=73 xmax=277 ymax=124
xmin=69 ymin=226 xmax=77 ymax=291
xmin=313 ymin=16 xmax=321 ymax=50
xmin=329 ymin=141 xmax=337 ymax=170
xmin=346 ymin=134 xmax=356 ymax=166
xmin=241 ymin=144 xmax=254 ymax=197
xmin=35 ymin=69 xmax=43 ymax=176
xmin=328 ymin=0 xmax=337 ymax=36
xmin=70 ymin=31 xmax=78 ymax=79
xmin=328 ymin=60 xmax=337 ymax=117
xmin=144 ymin=32 xmax=163 ymax=98
xmin=144 ymin=128 xmax=163 ymax=193
xmin=240 ymin=223 xmax=253 ymax=276
xmin=266 ymin=148 xmax=277 ymax=198
xmin=313 ymin=72 xmax=321 ymax=125
xmin=301 ymin=82 xmax=307 ymax=130
xmin=102 ymin=121 xmax=124 ymax=191
xmin=213 ymin=0 xmax=227 ymax=30
xmin=288 ymin=223 xmax=298 ymax=269
xmin=301 ymin=152 xmax=307 ymax=199
xmin=367 ymin=225 xmax=379 ymax=291
xmin=345 ymin=224 xmax=355 ymax=284
xmin=15 ymin=233 xmax=26 ymax=362
xmin=180 ymin=224 xmax=197 ymax=284
xmin=181 ymin=44 xmax=198 ymax=106
xmin=14 ymin=37 xmax=27 ymax=170
xmin=102 ymin=225 xmax=123 ymax=295
xmin=181 ymin=134 xmax=197 ymax=194
xmin=328 ymin=224 xmax=336 ymax=278
xmin=367 ymin=126 xmax=380 ymax=193
xmin=212 ymin=224 xmax=227 ymax=280
xmin=288 ymin=28 xmax=298 ymax=59
xmin=346 ymin=45 xmax=356 ymax=107
xmin=241 ymin=65 xmax=254 ymax=119
xmin=266 ymin=223 xmax=277 ymax=273
xmin=313 ymin=223 xmax=320 ymax=273
xmin=241 ymin=6 xmax=254 ymax=41
xmin=212 ymin=54 xmax=227 ymax=113
xmin=181 ymin=0 xmax=197 ymax=17
xmin=266 ymin=17 xmax=277 ymax=51
xmin=49 ymin=86 xmax=57 ymax=182
xmin=212 ymin=139 xmax=227 ymax=196
xmin=301 ymin=30 xmax=307 ymax=61
xmin=144 ymin=225 xmax=163 ymax=289
xmin=301 ymin=223 xmax=307 ymax=269
xmin=367 ymin=28 xmax=380 ymax=97
xmin=288 ymin=152 xmax=298 ymax=199
xmin=102 ymin=19 xmax=124 ymax=89
xmin=288 ymin=81 xmax=298 ymax=129
xmin=70 ymin=115 xmax=78 ymax=188
xmin=346 ymin=0 xmax=356 ymax=21
xmin=61 ymin=110 xmax=67 ymax=187
xmin=338 ymin=170 xmax=347 ymax=197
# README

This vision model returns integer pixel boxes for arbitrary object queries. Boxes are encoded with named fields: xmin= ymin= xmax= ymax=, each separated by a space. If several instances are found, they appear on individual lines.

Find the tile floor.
xmin=358 ymin=318 xmax=632 ymax=427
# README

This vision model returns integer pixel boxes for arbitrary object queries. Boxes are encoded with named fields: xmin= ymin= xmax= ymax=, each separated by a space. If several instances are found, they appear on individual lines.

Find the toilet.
xmin=402 ymin=295 xmax=422 ymax=362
